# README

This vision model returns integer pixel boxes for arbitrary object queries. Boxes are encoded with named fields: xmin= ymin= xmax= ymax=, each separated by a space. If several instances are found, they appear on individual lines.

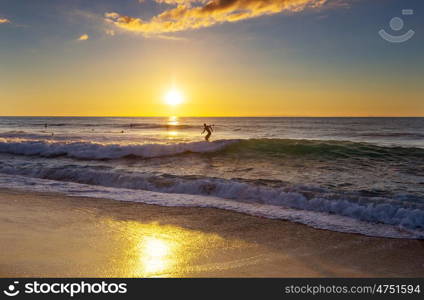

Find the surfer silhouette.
xmin=201 ymin=123 xmax=214 ymax=141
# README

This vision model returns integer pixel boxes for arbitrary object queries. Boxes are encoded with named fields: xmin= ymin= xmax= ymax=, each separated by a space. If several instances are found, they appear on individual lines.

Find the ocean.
xmin=0 ymin=117 xmax=423 ymax=239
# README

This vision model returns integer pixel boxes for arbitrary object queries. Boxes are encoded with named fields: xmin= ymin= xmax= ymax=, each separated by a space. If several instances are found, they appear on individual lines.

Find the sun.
xmin=165 ymin=89 xmax=183 ymax=106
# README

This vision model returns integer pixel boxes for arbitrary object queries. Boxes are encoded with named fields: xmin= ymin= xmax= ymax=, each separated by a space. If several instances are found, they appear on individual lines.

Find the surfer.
xmin=201 ymin=123 xmax=214 ymax=141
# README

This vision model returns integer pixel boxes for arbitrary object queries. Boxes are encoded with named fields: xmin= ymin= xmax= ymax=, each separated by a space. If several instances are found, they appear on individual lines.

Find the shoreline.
xmin=0 ymin=188 xmax=423 ymax=277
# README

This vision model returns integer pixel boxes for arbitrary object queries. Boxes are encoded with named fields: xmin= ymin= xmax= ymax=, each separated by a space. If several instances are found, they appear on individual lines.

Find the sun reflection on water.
xmin=167 ymin=130 xmax=178 ymax=137
xmin=138 ymin=236 xmax=173 ymax=275
xmin=165 ymin=116 xmax=180 ymax=139
xmin=167 ymin=116 xmax=179 ymax=126
xmin=104 ymin=219 xmax=249 ymax=277
xmin=113 ymin=221 xmax=191 ymax=277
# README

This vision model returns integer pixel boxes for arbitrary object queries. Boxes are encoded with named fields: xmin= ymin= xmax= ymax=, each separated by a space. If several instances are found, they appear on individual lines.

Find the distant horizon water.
xmin=1 ymin=116 xmax=424 ymax=118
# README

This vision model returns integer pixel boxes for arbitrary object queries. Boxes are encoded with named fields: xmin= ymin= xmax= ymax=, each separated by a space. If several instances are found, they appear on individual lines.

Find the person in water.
xmin=201 ymin=123 xmax=214 ymax=141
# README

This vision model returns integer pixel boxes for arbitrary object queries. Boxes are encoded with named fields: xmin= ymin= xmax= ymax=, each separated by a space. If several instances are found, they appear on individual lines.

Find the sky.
xmin=0 ymin=0 xmax=423 ymax=117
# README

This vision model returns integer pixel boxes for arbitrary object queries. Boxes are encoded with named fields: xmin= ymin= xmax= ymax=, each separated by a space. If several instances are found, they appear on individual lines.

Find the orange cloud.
xmin=0 ymin=18 xmax=10 ymax=24
xmin=78 ymin=34 xmax=89 ymax=41
xmin=154 ymin=0 xmax=204 ymax=4
xmin=105 ymin=0 xmax=328 ymax=34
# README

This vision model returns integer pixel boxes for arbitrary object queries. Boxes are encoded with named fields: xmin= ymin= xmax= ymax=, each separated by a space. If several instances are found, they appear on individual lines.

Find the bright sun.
xmin=165 ymin=89 xmax=183 ymax=106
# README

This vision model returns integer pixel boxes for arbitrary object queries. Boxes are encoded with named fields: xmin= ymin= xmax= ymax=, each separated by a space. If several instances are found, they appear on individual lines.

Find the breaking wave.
xmin=0 ymin=137 xmax=423 ymax=161
xmin=0 ymin=138 xmax=239 ymax=159
xmin=0 ymin=162 xmax=423 ymax=235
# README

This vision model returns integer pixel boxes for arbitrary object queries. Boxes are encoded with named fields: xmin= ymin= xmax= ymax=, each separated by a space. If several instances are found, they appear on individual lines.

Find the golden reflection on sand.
xmin=138 ymin=236 xmax=174 ymax=275
xmin=108 ymin=220 xmax=244 ymax=277
xmin=4 ymin=191 xmax=422 ymax=277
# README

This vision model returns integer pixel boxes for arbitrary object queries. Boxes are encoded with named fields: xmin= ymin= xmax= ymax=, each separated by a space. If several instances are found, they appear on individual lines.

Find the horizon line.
xmin=0 ymin=115 xmax=423 ymax=118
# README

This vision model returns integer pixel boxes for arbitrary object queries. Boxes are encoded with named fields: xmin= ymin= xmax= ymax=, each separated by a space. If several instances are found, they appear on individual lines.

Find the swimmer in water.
xmin=201 ymin=123 xmax=214 ymax=141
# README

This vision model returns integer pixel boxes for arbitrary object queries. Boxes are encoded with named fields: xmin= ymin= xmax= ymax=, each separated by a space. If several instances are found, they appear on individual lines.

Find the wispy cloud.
xmin=105 ymin=29 xmax=115 ymax=36
xmin=78 ymin=34 xmax=89 ymax=41
xmin=105 ymin=0 xmax=329 ymax=35
xmin=0 ymin=18 xmax=10 ymax=24
xmin=155 ymin=34 xmax=188 ymax=41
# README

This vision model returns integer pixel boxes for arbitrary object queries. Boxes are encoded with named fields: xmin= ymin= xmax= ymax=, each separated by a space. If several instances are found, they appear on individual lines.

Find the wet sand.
xmin=0 ymin=188 xmax=423 ymax=277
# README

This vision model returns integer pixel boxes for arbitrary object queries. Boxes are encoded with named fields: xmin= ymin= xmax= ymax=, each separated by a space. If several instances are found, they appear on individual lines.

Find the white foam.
xmin=0 ymin=174 xmax=421 ymax=239
xmin=1 ymin=163 xmax=424 ymax=230
xmin=0 ymin=138 xmax=239 ymax=159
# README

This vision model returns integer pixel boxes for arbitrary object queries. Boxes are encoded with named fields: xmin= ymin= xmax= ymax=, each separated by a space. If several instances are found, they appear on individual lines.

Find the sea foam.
xmin=0 ymin=138 xmax=238 ymax=159
xmin=0 ymin=163 xmax=423 ymax=233
xmin=0 ymin=173 xmax=422 ymax=239
xmin=1 ymin=137 xmax=423 ymax=161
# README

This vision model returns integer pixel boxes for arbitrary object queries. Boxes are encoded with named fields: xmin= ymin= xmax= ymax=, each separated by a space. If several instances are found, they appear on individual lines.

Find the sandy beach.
xmin=0 ymin=188 xmax=423 ymax=278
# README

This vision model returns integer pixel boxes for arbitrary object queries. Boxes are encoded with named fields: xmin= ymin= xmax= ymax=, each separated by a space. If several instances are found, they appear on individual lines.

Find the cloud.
xmin=0 ymin=18 xmax=10 ymax=24
xmin=105 ymin=29 xmax=115 ymax=36
xmin=154 ymin=0 xmax=202 ymax=4
xmin=155 ymin=34 xmax=188 ymax=41
xmin=105 ymin=0 xmax=329 ymax=34
xmin=78 ymin=34 xmax=89 ymax=41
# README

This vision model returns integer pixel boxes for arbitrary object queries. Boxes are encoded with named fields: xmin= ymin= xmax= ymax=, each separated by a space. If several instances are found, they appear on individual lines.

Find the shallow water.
xmin=0 ymin=117 xmax=423 ymax=238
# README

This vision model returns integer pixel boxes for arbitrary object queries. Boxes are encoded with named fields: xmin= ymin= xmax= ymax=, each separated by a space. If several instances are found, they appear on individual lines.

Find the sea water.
xmin=0 ymin=117 xmax=423 ymax=238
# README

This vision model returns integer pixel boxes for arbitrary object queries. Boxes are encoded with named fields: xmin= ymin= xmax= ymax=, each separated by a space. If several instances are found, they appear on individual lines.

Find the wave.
xmin=223 ymin=139 xmax=424 ymax=160
xmin=0 ymin=137 xmax=423 ymax=161
xmin=0 ymin=131 xmax=60 ymax=140
xmin=0 ymin=164 xmax=423 ymax=236
xmin=355 ymin=132 xmax=424 ymax=139
xmin=0 ymin=138 xmax=238 ymax=159
xmin=1 ymin=174 xmax=421 ymax=239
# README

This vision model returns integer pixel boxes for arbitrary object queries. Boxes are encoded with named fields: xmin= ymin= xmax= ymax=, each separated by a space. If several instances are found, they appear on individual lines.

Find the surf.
xmin=0 ymin=173 xmax=423 ymax=239
xmin=0 ymin=161 xmax=423 ymax=233
xmin=0 ymin=137 xmax=423 ymax=161
xmin=0 ymin=138 xmax=240 ymax=159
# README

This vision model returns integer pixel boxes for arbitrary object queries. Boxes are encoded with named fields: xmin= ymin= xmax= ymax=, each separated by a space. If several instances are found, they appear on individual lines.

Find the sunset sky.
xmin=0 ymin=0 xmax=423 ymax=116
